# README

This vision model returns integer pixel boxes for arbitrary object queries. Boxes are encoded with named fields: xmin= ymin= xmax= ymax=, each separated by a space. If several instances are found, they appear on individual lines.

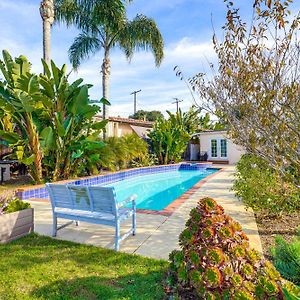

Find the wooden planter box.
xmin=0 ymin=208 xmax=34 ymax=244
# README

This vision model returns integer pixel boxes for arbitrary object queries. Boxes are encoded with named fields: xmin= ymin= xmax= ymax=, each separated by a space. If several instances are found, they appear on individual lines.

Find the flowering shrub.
xmin=0 ymin=191 xmax=30 ymax=215
xmin=166 ymin=197 xmax=300 ymax=299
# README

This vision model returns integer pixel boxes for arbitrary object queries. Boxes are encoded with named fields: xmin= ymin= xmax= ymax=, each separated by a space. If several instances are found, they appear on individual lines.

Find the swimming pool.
xmin=105 ymin=168 xmax=218 ymax=210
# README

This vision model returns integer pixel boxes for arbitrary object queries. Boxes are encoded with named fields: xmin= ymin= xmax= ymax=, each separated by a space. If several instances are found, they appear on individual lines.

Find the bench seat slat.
xmin=55 ymin=207 xmax=132 ymax=223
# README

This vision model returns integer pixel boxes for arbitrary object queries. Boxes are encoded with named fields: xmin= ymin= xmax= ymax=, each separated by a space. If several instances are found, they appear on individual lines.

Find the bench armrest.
xmin=118 ymin=195 xmax=137 ymax=209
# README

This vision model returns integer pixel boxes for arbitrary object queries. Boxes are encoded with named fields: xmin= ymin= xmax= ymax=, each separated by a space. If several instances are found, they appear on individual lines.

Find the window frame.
xmin=210 ymin=139 xmax=218 ymax=158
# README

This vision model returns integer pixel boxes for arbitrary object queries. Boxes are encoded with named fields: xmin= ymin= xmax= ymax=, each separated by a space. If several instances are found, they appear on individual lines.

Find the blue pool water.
xmin=105 ymin=168 xmax=218 ymax=210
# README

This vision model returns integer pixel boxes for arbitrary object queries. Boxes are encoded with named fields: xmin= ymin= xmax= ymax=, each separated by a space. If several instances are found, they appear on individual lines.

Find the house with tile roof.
xmin=106 ymin=117 xmax=153 ymax=138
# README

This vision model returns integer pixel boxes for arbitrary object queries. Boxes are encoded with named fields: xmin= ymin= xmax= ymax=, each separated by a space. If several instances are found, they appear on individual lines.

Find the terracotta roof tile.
xmin=108 ymin=117 xmax=154 ymax=127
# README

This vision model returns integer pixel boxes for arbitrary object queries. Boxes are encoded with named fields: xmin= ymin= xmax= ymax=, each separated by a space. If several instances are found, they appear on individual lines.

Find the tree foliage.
xmin=190 ymin=0 xmax=300 ymax=185
xmin=129 ymin=110 xmax=164 ymax=122
xmin=97 ymin=134 xmax=154 ymax=171
xmin=0 ymin=50 xmax=107 ymax=182
xmin=149 ymin=108 xmax=200 ymax=164
xmin=55 ymin=0 xmax=164 ymax=119
xmin=233 ymin=154 xmax=300 ymax=216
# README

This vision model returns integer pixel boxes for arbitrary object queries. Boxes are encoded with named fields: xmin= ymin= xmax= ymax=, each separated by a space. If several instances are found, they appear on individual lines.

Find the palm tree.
xmin=56 ymin=0 xmax=164 ymax=120
xmin=40 ymin=0 xmax=55 ymax=67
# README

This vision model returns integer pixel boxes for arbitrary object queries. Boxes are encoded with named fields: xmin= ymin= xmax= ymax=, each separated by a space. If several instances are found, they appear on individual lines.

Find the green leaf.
xmin=21 ymin=154 xmax=35 ymax=166
xmin=100 ymin=97 xmax=111 ymax=106
xmin=90 ymin=120 xmax=108 ymax=130
xmin=71 ymin=150 xmax=84 ymax=159
xmin=70 ymin=85 xmax=89 ymax=115
xmin=51 ymin=60 xmax=60 ymax=88
xmin=0 ymin=130 xmax=19 ymax=144
xmin=41 ymin=59 xmax=51 ymax=78
xmin=283 ymin=288 xmax=300 ymax=300
xmin=40 ymin=127 xmax=55 ymax=149
xmin=39 ymin=76 xmax=55 ymax=99
xmin=55 ymin=114 xmax=66 ymax=137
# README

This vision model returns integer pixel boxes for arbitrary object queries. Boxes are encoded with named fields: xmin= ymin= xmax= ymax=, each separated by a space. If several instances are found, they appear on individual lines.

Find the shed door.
xmin=210 ymin=138 xmax=228 ymax=159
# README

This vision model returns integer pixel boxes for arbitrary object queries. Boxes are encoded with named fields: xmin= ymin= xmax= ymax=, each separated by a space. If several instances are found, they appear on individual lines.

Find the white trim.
xmin=192 ymin=130 xmax=227 ymax=137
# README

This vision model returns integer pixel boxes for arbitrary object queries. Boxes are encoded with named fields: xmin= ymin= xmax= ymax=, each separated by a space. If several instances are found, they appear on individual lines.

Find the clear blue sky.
xmin=0 ymin=0 xmax=298 ymax=117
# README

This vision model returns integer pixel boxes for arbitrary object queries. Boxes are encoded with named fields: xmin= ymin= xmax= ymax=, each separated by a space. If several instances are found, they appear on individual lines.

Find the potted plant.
xmin=0 ymin=191 xmax=34 ymax=243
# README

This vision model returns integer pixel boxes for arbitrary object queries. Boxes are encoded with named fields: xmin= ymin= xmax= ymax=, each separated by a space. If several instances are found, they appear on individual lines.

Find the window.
xmin=211 ymin=139 xmax=217 ymax=157
xmin=220 ymin=139 xmax=227 ymax=158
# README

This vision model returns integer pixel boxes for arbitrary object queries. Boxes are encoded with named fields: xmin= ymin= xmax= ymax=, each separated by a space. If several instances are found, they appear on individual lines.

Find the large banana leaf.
xmin=0 ymin=130 xmax=19 ymax=144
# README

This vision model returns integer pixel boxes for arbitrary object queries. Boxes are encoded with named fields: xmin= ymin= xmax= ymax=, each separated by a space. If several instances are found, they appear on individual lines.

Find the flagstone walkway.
xmin=29 ymin=165 xmax=262 ymax=260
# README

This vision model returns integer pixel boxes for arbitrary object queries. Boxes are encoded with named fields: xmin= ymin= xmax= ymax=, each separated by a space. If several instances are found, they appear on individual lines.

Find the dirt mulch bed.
xmin=0 ymin=175 xmax=34 ymax=194
xmin=255 ymin=212 xmax=300 ymax=259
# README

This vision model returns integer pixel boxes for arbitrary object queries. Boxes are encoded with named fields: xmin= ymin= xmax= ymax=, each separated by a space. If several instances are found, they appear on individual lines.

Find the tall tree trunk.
xmin=40 ymin=0 xmax=54 ymax=69
xmin=101 ymin=50 xmax=110 ymax=139
xmin=102 ymin=50 xmax=111 ymax=120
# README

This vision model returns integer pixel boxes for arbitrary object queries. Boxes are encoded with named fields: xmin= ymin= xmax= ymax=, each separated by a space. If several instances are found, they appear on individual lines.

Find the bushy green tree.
xmin=149 ymin=109 xmax=200 ymax=164
xmin=96 ymin=134 xmax=151 ymax=170
xmin=129 ymin=110 xmax=164 ymax=122
xmin=233 ymin=154 xmax=300 ymax=216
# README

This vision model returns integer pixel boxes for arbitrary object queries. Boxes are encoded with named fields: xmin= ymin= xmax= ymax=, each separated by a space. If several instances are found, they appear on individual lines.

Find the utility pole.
xmin=172 ymin=98 xmax=183 ymax=113
xmin=130 ymin=89 xmax=141 ymax=115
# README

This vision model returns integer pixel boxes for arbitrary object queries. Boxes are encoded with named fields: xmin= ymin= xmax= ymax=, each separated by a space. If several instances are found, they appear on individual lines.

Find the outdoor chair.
xmin=46 ymin=183 xmax=136 ymax=251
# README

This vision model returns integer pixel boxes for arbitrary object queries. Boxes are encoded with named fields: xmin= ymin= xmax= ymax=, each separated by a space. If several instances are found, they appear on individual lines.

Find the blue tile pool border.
xmin=17 ymin=163 xmax=213 ymax=200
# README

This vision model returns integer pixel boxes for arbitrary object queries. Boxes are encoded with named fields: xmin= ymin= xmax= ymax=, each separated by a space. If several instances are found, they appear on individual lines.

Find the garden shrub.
xmin=166 ymin=197 xmax=300 ymax=299
xmin=0 ymin=191 xmax=30 ymax=214
xmin=96 ymin=134 xmax=153 ymax=171
xmin=271 ymin=231 xmax=300 ymax=286
xmin=233 ymin=154 xmax=300 ymax=216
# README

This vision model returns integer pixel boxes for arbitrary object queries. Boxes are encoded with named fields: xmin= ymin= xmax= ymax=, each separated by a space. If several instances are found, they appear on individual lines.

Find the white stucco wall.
xmin=198 ymin=131 xmax=245 ymax=164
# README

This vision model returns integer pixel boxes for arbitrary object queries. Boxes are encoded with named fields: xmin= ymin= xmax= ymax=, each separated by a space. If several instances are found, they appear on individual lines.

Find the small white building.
xmin=191 ymin=130 xmax=245 ymax=165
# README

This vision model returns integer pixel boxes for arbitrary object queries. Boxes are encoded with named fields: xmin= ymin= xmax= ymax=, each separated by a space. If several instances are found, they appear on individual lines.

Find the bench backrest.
xmin=46 ymin=184 xmax=72 ymax=210
xmin=46 ymin=183 xmax=118 ymax=215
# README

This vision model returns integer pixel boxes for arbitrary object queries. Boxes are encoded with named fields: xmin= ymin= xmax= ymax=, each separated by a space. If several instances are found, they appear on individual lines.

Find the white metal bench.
xmin=46 ymin=184 xmax=136 ymax=251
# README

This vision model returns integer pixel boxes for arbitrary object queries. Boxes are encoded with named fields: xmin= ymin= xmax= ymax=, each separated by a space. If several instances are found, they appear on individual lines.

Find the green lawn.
xmin=0 ymin=234 xmax=168 ymax=300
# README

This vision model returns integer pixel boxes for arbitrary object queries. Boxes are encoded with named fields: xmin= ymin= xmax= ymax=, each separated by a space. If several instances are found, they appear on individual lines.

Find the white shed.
xmin=192 ymin=130 xmax=245 ymax=165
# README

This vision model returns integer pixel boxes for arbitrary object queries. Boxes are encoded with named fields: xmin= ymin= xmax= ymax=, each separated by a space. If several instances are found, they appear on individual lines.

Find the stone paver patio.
xmin=28 ymin=165 xmax=262 ymax=260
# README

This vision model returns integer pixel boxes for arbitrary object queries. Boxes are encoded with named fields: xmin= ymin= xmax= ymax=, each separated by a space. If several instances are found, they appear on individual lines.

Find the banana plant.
xmin=38 ymin=60 xmax=108 ymax=181
xmin=0 ymin=50 xmax=108 ymax=182
xmin=0 ymin=50 xmax=46 ymax=182
xmin=149 ymin=110 xmax=193 ymax=164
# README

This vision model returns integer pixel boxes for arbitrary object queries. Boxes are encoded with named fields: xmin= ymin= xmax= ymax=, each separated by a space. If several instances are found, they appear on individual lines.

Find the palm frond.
xmin=68 ymin=32 xmax=101 ymax=70
xmin=55 ymin=0 xmax=126 ymax=33
xmin=54 ymin=0 xmax=79 ymax=26
xmin=118 ymin=14 xmax=164 ymax=66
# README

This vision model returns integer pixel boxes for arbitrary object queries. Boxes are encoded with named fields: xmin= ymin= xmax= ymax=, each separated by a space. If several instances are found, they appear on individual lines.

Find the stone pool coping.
xmin=16 ymin=162 xmax=213 ymax=201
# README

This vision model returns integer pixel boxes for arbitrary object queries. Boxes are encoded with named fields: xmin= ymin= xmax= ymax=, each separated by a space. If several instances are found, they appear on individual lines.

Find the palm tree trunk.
xmin=40 ymin=0 xmax=55 ymax=68
xmin=102 ymin=50 xmax=111 ymax=120
xmin=42 ymin=21 xmax=52 ymax=66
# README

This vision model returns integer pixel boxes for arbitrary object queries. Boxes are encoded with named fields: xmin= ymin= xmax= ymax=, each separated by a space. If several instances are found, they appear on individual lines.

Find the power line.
xmin=130 ymin=89 xmax=142 ymax=114
xmin=172 ymin=97 xmax=183 ymax=113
